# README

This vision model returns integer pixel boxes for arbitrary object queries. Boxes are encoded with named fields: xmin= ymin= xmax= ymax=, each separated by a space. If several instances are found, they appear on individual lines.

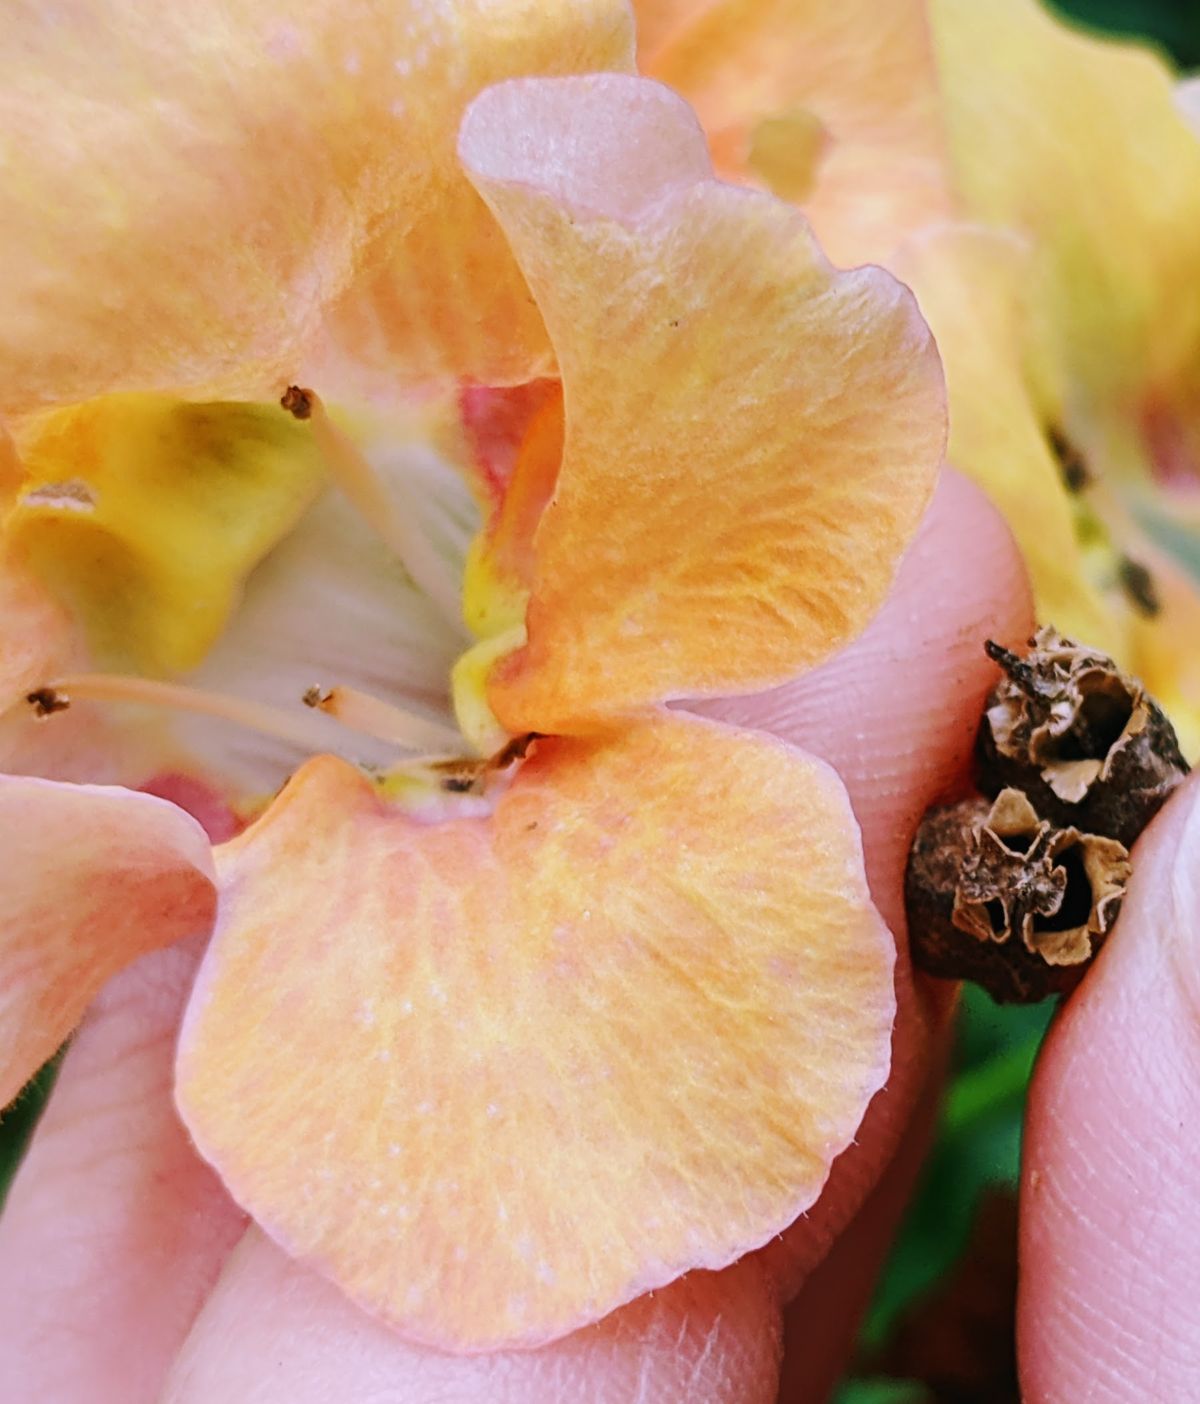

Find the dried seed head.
xmin=977 ymin=626 xmax=1188 ymax=846
xmin=906 ymin=789 xmax=1131 ymax=1003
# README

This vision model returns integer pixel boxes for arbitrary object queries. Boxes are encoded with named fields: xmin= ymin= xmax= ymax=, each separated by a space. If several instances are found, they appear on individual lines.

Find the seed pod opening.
xmin=906 ymin=789 xmax=1131 ymax=1004
xmin=977 ymin=627 xmax=1188 ymax=846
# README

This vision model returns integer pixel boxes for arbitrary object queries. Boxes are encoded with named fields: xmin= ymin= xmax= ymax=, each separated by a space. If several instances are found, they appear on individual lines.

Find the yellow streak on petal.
xmin=0 ymin=777 xmax=216 ymax=1105
xmin=176 ymin=712 xmax=894 ymax=1351
xmin=459 ymin=75 xmax=945 ymax=735
xmin=8 ymin=396 xmax=324 ymax=676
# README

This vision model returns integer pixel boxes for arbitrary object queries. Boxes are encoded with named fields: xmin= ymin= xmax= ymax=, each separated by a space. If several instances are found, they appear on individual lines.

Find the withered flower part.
xmin=906 ymin=789 xmax=1131 ymax=1004
xmin=977 ymin=626 xmax=1188 ymax=846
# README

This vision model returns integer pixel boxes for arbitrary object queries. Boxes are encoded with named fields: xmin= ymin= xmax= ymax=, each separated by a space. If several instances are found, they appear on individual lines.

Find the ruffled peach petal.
xmin=0 ymin=550 xmax=140 ymax=783
xmin=459 ymin=75 xmax=944 ymax=736
xmin=637 ymin=0 xmax=955 ymax=266
xmin=930 ymin=0 xmax=1200 ymax=405
xmin=458 ymin=380 xmax=562 ymax=517
xmin=177 ymin=712 xmax=894 ymax=1350
xmin=1 ymin=0 xmax=633 ymax=415
xmin=0 ymin=552 xmax=75 ymax=713
xmin=463 ymin=384 xmax=565 ymax=641
xmin=892 ymin=224 xmax=1120 ymax=656
xmin=0 ymin=777 xmax=216 ymax=1105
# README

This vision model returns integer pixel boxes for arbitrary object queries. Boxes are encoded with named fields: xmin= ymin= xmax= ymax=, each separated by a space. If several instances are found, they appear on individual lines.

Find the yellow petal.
xmin=177 ymin=713 xmax=894 ymax=1350
xmin=930 ymin=0 xmax=1200 ymax=404
xmin=1 ymin=0 xmax=633 ymax=415
xmin=9 ymin=396 xmax=324 ymax=676
xmin=1179 ymin=77 xmax=1200 ymax=138
xmin=0 ymin=777 xmax=216 ymax=1105
xmin=457 ymin=75 xmax=944 ymax=736
xmin=892 ymin=224 xmax=1120 ymax=655
xmin=638 ymin=0 xmax=955 ymax=266
xmin=1127 ymin=546 xmax=1200 ymax=760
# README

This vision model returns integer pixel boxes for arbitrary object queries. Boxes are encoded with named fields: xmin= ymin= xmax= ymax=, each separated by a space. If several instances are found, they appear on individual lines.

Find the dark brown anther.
xmin=1117 ymin=555 xmax=1161 ymax=618
xmin=280 ymin=385 xmax=313 ymax=420
xmin=906 ymin=789 xmax=1130 ymax=1003
xmin=301 ymin=684 xmax=328 ymax=708
xmin=977 ymin=626 xmax=1187 ymax=846
xmin=25 ymin=687 xmax=70 ymax=718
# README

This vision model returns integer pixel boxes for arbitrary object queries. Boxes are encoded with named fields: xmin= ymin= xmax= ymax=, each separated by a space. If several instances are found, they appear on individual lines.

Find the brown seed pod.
xmin=976 ymin=627 xmax=1188 ymax=847
xmin=906 ymin=789 xmax=1131 ymax=1003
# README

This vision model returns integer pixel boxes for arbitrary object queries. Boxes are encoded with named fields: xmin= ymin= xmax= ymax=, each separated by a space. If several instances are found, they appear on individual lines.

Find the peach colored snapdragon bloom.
xmin=0 ymin=0 xmax=945 ymax=1352
xmin=635 ymin=0 xmax=1200 ymax=753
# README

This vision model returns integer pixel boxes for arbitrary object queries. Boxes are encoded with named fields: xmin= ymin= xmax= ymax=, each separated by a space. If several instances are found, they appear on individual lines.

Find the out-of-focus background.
xmin=0 ymin=4 xmax=1196 ymax=1400
xmin=1057 ymin=0 xmax=1200 ymax=65
xmin=836 ymin=8 xmax=1199 ymax=1399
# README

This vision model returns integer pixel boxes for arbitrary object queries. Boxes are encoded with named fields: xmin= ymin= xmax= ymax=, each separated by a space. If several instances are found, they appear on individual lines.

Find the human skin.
xmin=1 ymin=472 xmax=1192 ymax=1401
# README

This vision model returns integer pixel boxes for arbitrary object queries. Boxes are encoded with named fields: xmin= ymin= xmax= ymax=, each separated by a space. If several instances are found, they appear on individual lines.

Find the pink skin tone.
xmin=0 ymin=470 xmax=1190 ymax=1401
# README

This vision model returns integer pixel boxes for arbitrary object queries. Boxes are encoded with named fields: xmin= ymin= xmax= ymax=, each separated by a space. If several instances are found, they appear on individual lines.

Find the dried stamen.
xmin=26 ymin=673 xmax=339 ymax=752
xmin=281 ymin=387 xmax=462 ymax=626
xmin=302 ymin=683 xmax=462 ymax=754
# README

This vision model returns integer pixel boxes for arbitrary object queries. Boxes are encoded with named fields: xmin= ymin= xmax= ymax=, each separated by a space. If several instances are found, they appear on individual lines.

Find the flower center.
xmin=17 ymin=386 xmax=523 ymax=799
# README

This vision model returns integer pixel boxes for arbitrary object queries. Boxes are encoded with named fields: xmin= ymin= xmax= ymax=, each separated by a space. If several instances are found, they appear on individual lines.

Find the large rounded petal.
xmin=0 ymin=777 xmax=216 ymax=1105
xmin=176 ymin=712 xmax=894 ymax=1351
xmin=637 ymin=0 xmax=955 ymax=268
xmin=459 ymin=75 xmax=945 ymax=736
xmin=1 ymin=0 xmax=633 ymax=415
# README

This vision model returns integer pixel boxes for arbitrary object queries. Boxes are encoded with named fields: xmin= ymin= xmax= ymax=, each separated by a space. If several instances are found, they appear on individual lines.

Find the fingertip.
xmin=0 ymin=941 xmax=245 ymax=1404
xmin=163 ymin=1230 xmax=783 ymax=1404
xmin=1019 ymin=774 xmax=1200 ymax=1399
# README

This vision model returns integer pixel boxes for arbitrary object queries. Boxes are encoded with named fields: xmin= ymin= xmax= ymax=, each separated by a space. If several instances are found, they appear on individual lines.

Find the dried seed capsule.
xmin=906 ymin=789 xmax=1131 ymax=1004
xmin=976 ymin=627 xmax=1188 ymax=847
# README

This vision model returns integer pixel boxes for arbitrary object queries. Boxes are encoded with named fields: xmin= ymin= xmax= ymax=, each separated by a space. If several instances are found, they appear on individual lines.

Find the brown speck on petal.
xmin=906 ymin=788 xmax=1130 ymax=1003
xmin=1117 ymin=554 xmax=1161 ymax=618
xmin=1047 ymin=424 xmax=1090 ymax=493
xmin=977 ymin=626 xmax=1187 ymax=845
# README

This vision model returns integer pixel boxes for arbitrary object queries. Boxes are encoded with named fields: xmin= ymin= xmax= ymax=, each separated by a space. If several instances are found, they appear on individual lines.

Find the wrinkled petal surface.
xmin=1 ymin=0 xmax=633 ymax=414
xmin=637 ymin=0 xmax=955 ymax=267
xmin=459 ymin=75 xmax=944 ymax=736
xmin=177 ymin=712 xmax=894 ymax=1351
xmin=930 ymin=0 xmax=1200 ymax=405
xmin=0 ymin=777 xmax=216 ymax=1104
